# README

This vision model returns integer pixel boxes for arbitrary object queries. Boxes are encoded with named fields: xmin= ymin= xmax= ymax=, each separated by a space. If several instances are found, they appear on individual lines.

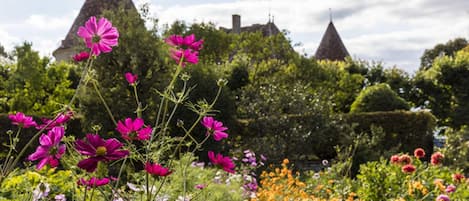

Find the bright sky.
xmin=1 ymin=0 xmax=469 ymax=73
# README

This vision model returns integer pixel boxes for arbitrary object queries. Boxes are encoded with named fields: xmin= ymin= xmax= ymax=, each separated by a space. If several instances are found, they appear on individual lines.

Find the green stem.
xmin=89 ymin=188 xmax=95 ymax=201
xmin=92 ymin=80 xmax=117 ymax=126
xmin=83 ymin=187 xmax=88 ymax=201
xmin=113 ymin=157 xmax=128 ymax=189
xmin=3 ymin=127 xmax=21 ymax=174
xmin=132 ymin=84 xmax=142 ymax=118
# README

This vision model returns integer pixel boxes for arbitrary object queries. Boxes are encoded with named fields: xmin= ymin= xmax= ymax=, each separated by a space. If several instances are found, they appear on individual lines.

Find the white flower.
xmin=54 ymin=194 xmax=66 ymax=201
xmin=32 ymin=183 xmax=50 ymax=201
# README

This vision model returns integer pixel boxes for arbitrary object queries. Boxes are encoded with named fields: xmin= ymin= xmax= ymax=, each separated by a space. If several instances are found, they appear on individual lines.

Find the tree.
xmin=420 ymin=38 xmax=467 ymax=70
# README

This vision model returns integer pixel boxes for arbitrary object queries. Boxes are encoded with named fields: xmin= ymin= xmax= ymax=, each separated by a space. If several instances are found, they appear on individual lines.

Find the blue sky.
xmin=1 ymin=0 xmax=469 ymax=73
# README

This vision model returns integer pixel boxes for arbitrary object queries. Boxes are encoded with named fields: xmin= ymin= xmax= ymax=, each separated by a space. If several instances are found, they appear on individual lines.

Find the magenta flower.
xmin=165 ymin=34 xmax=203 ymax=66
xmin=77 ymin=16 xmax=119 ymax=56
xmin=436 ymin=194 xmax=450 ymax=201
xmin=77 ymin=177 xmax=110 ymax=188
xmin=28 ymin=127 xmax=66 ymax=170
xmin=125 ymin=72 xmax=138 ymax=85
xmin=36 ymin=112 xmax=73 ymax=130
xmin=72 ymin=51 xmax=90 ymax=62
xmin=9 ymin=112 xmax=37 ymax=128
xmin=75 ymin=134 xmax=129 ymax=172
xmin=144 ymin=162 xmax=172 ymax=177
xmin=445 ymin=184 xmax=456 ymax=193
xmin=201 ymin=116 xmax=228 ymax=141
xmin=116 ymin=118 xmax=152 ymax=141
xmin=170 ymin=49 xmax=199 ymax=67
xmin=208 ymin=151 xmax=235 ymax=173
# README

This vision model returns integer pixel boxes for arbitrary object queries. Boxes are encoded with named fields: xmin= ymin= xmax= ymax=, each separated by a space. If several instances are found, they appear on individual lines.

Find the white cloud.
xmin=25 ymin=14 xmax=75 ymax=30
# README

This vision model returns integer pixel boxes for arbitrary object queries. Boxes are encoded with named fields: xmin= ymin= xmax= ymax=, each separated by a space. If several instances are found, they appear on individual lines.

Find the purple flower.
xmin=170 ymin=49 xmax=199 ymax=67
xmin=145 ymin=162 xmax=172 ymax=177
xmin=75 ymin=134 xmax=129 ymax=172
xmin=445 ymin=185 xmax=456 ymax=193
xmin=436 ymin=194 xmax=450 ymax=201
xmin=195 ymin=184 xmax=206 ymax=189
xmin=125 ymin=72 xmax=138 ymax=85
xmin=208 ymin=151 xmax=235 ymax=174
xmin=36 ymin=112 xmax=73 ymax=130
xmin=28 ymin=127 xmax=66 ymax=170
xmin=201 ymin=116 xmax=228 ymax=141
xmin=165 ymin=34 xmax=203 ymax=66
xmin=77 ymin=177 xmax=110 ymax=188
xmin=9 ymin=112 xmax=37 ymax=128
xmin=73 ymin=51 xmax=90 ymax=62
xmin=77 ymin=16 xmax=119 ymax=56
xmin=116 ymin=118 xmax=152 ymax=141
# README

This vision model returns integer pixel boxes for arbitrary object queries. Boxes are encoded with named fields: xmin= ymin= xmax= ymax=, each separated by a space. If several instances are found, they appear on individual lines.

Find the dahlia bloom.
xmin=125 ymin=72 xmax=138 ymax=85
xmin=390 ymin=155 xmax=400 ymax=164
xmin=72 ymin=51 xmax=90 ymax=62
xmin=399 ymin=154 xmax=412 ymax=165
xmin=77 ymin=16 xmax=119 ymax=56
xmin=208 ymin=151 xmax=235 ymax=173
xmin=116 ymin=118 xmax=152 ymax=141
xmin=9 ymin=112 xmax=37 ymax=128
xmin=436 ymin=194 xmax=450 ymax=201
xmin=431 ymin=152 xmax=444 ymax=165
xmin=75 ymin=134 xmax=129 ymax=172
xmin=401 ymin=164 xmax=416 ymax=174
xmin=452 ymin=173 xmax=465 ymax=183
xmin=28 ymin=126 xmax=66 ymax=170
xmin=445 ymin=184 xmax=456 ymax=193
xmin=144 ymin=162 xmax=172 ymax=177
xmin=201 ymin=116 xmax=228 ymax=141
xmin=414 ymin=148 xmax=425 ymax=158
xmin=77 ymin=177 xmax=110 ymax=188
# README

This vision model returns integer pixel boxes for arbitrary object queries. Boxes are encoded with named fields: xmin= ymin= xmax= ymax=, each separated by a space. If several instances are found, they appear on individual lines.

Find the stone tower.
xmin=53 ymin=0 xmax=137 ymax=61
xmin=314 ymin=20 xmax=350 ymax=61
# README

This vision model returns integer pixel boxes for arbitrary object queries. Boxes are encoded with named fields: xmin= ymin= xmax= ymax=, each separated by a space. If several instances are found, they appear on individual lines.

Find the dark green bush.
xmin=345 ymin=111 xmax=436 ymax=160
xmin=350 ymin=83 xmax=410 ymax=113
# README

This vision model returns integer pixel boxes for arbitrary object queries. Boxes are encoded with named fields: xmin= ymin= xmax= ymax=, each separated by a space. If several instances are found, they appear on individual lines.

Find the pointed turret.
xmin=314 ymin=21 xmax=350 ymax=61
xmin=53 ymin=0 xmax=137 ymax=61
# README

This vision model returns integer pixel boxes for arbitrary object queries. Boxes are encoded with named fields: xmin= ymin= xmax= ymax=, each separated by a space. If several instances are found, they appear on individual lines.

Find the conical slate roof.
xmin=53 ymin=0 xmax=137 ymax=58
xmin=314 ymin=21 xmax=349 ymax=61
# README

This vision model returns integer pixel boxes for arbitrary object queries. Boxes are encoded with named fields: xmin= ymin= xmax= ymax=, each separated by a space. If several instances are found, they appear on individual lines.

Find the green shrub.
xmin=350 ymin=83 xmax=410 ymax=113
xmin=345 ymin=111 xmax=436 ymax=161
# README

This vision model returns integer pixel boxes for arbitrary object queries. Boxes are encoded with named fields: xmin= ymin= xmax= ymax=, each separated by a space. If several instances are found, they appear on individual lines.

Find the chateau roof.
xmin=221 ymin=22 xmax=281 ymax=37
xmin=314 ymin=21 xmax=350 ymax=61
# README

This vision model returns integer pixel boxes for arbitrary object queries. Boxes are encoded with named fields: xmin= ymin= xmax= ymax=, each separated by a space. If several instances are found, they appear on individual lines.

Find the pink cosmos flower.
xmin=431 ymin=152 xmax=444 ymax=165
xmin=125 ymin=72 xmax=138 ymax=85
xmin=75 ymin=134 xmax=129 ymax=172
xmin=28 ymin=126 xmax=66 ymax=170
xmin=170 ymin=49 xmax=199 ymax=67
xmin=116 ymin=118 xmax=152 ymax=141
xmin=414 ymin=148 xmax=425 ymax=158
xmin=401 ymin=164 xmax=416 ymax=174
xmin=195 ymin=184 xmax=206 ymax=189
xmin=165 ymin=34 xmax=203 ymax=66
xmin=201 ymin=116 xmax=228 ymax=141
xmin=77 ymin=177 xmax=110 ymax=189
xmin=208 ymin=151 xmax=235 ymax=174
xmin=9 ymin=112 xmax=37 ymax=128
xmin=436 ymin=194 xmax=450 ymax=201
xmin=77 ymin=16 xmax=119 ymax=56
xmin=73 ymin=51 xmax=90 ymax=62
xmin=144 ymin=162 xmax=172 ymax=177
xmin=36 ymin=112 xmax=73 ymax=130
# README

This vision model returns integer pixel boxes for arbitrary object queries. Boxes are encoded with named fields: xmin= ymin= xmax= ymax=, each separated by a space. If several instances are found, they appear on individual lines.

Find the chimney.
xmin=232 ymin=14 xmax=241 ymax=34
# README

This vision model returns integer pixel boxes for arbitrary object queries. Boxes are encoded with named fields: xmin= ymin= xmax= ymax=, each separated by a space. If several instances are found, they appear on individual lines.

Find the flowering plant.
xmin=0 ymin=16 xmax=238 ymax=201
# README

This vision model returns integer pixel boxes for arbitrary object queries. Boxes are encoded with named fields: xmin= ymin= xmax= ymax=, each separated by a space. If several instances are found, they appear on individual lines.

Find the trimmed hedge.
xmin=350 ymin=83 xmax=410 ymax=113
xmin=345 ymin=111 xmax=436 ymax=159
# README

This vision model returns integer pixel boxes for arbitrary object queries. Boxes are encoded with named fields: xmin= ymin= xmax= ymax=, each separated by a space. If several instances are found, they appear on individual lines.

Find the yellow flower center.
xmin=96 ymin=146 xmax=107 ymax=156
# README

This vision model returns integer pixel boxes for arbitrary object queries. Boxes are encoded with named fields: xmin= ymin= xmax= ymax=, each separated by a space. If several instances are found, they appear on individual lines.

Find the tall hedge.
xmin=345 ymin=111 xmax=436 ymax=159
